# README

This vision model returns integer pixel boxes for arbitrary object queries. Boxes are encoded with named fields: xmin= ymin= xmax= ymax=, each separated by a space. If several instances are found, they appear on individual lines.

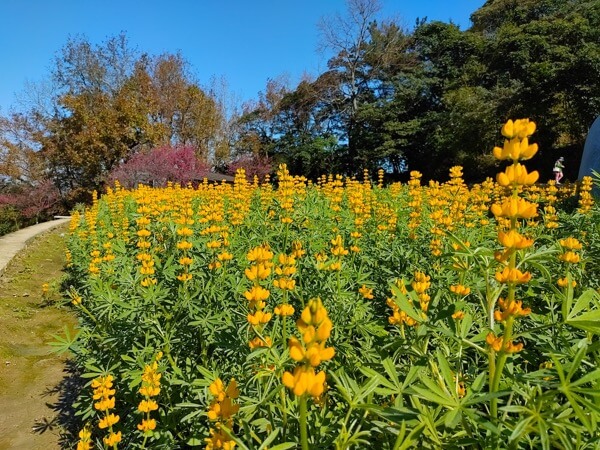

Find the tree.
xmin=317 ymin=0 xmax=384 ymax=172
xmin=31 ymin=34 xmax=226 ymax=201
xmin=107 ymin=145 xmax=211 ymax=188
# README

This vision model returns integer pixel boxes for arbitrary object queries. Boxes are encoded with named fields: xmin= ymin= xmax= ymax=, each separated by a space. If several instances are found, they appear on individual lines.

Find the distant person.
xmin=553 ymin=157 xmax=565 ymax=184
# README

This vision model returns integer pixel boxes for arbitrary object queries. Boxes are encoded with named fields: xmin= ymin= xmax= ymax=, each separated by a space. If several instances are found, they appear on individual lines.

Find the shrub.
xmin=107 ymin=145 xmax=212 ymax=188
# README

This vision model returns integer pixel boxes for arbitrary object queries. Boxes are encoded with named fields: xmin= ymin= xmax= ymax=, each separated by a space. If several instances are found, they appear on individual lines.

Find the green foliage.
xmin=60 ymin=173 xmax=600 ymax=448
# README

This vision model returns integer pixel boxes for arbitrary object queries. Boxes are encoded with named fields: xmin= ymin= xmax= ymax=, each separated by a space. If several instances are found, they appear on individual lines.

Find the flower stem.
xmin=299 ymin=395 xmax=309 ymax=450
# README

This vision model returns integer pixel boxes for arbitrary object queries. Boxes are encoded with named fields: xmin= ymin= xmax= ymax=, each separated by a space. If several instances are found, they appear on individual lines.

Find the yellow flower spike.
xmin=98 ymin=413 xmax=120 ymax=429
xmin=244 ymin=264 xmax=271 ymax=281
xmin=103 ymin=431 xmax=122 ymax=446
xmin=244 ymin=286 xmax=270 ymax=303
xmin=209 ymin=379 xmax=225 ymax=399
xmin=137 ymin=399 xmax=159 ymax=413
xmin=496 ymin=163 xmax=539 ymax=187
xmin=137 ymin=419 xmax=157 ymax=432
xmin=498 ymin=230 xmax=534 ymax=249
xmin=491 ymin=197 xmax=538 ymax=219
xmin=225 ymin=379 xmax=239 ymax=399
xmin=559 ymin=251 xmax=580 ymax=264
xmin=178 ymin=256 xmax=193 ymax=266
xmin=501 ymin=120 xmax=515 ymax=138
xmin=275 ymin=304 xmax=295 ymax=316
xmin=494 ymin=298 xmax=531 ymax=322
xmin=449 ymin=284 xmax=471 ymax=296
xmin=248 ymin=336 xmax=272 ymax=349
xmin=486 ymin=332 xmax=503 ymax=352
xmin=559 ymin=237 xmax=582 ymax=250
xmin=452 ymin=310 xmax=465 ymax=320
xmin=358 ymin=285 xmax=374 ymax=299
xmin=176 ymin=241 xmax=193 ymax=251
xmin=557 ymin=277 xmax=577 ymax=288
xmin=289 ymin=338 xmax=305 ymax=361
xmin=495 ymin=267 xmax=532 ymax=284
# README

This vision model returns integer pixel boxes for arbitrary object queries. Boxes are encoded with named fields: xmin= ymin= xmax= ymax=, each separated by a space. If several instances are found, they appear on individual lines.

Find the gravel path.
xmin=0 ymin=218 xmax=71 ymax=275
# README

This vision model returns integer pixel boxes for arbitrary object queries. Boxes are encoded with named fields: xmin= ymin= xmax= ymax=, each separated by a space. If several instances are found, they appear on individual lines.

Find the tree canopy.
xmin=1 ymin=0 xmax=599 ymax=206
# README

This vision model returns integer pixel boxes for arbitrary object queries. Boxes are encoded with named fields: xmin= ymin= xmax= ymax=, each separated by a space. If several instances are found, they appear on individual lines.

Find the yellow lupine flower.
xmin=495 ymin=267 xmax=532 ymax=284
xmin=247 ymin=246 xmax=274 ymax=263
xmin=244 ymin=286 xmax=270 ymax=302
xmin=274 ymin=304 xmax=295 ymax=316
xmin=176 ymin=241 xmax=193 ymax=250
xmin=137 ymin=399 xmax=159 ymax=413
xmin=491 ymin=197 xmax=537 ymax=219
xmin=491 ymin=139 xmax=532 ymax=161
xmin=248 ymin=336 xmax=272 ymax=349
xmin=452 ymin=310 xmax=465 ymax=320
xmin=247 ymin=310 xmax=272 ymax=326
xmin=282 ymin=366 xmax=327 ymax=397
xmin=496 ymin=163 xmax=539 ymax=186
xmin=486 ymin=332 xmax=523 ymax=353
xmin=358 ymin=285 xmax=374 ymax=299
xmin=498 ymin=230 xmax=534 ymax=249
xmin=98 ymin=413 xmax=120 ymax=429
xmin=103 ymin=431 xmax=122 ymax=446
xmin=137 ymin=418 xmax=157 ymax=432
xmin=494 ymin=298 xmax=531 ymax=322
xmin=559 ymin=237 xmax=582 ymax=250
xmin=449 ymin=284 xmax=471 ymax=296
xmin=244 ymin=263 xmax=271 ymax=281
xmin=557 ymin=277 xmax=577 ymax=288
xmin=179 ymin=256 xmax=193 ymax=266
xmin=559 ymin=251 xmax=580 ymax=264
xmin=501 ymin=118 xmax=536 ymax=139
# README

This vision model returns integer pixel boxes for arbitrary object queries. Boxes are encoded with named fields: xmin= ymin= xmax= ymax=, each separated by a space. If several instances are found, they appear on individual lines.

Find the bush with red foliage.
xmin=107 ymin=145 xmax=211 ymax=188
xmin=225 ymin=154 xmax=272 ymax=182
xmin=0 ymin=179 xmax=61 ymax=228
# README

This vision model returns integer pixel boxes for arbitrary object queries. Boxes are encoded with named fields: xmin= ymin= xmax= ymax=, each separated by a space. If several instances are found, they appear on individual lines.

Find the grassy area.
xmin=0 ymin=226 xmax=77 ymax=449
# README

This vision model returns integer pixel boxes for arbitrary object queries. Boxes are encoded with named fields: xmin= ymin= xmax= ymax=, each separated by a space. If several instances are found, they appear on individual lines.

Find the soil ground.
xmin=0 ymin=226 xmax=76 ymax=449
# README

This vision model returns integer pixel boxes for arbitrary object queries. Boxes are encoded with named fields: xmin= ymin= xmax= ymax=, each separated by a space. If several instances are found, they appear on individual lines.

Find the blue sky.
xmin=0 ymin=0 xmax=484 ymax=112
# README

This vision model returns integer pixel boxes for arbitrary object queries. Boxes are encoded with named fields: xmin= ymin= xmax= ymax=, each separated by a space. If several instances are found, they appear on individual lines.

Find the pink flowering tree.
xmin=225 ymin=154 xmax=272 ymax=182
xmin=0 ymin=179 xmax=61 ymax=227
xmin=107 ymin=145 xmax=211 ymax=188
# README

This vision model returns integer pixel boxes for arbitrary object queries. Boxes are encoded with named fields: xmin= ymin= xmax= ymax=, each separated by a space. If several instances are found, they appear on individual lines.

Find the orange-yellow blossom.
xmin=557 ymin=277 xmax=577 ymax=288
xmin=501 ymin=119 xmax=536 ymax=139
xmin=358 ymin=285 xmax=374 ymax=299
xmin=491 ymin=197 xmax=537 ymax=219
xmin=559 ymin=237 xmax=582 ymax=250
xmin=247 ymin=246 xmax=274 ymax=263
xmin=244 ymin=286 xmax=269 ymax=303
xmin=247 ymin=310 xmax=272 ymax=326
xmin=248 ymin=336 xmax=272 ymax=349
xmin=137 ymin=418 xmax=157 ymax=432
xmin=559 ymin=251 xmax=580 ymax=264
xmin=273 ymin=278 xmax=296 ymax=290
xmin=494 ymin=298 xmax=531 ymax=322
xmin=495 ymin=267 xmax=532 ymax=284
xmin=486 ymin=332 xmax=523 ymax=353
xmin=498 ymin=230 xmax=534 ymax=249
xmin=450 ymin=284 xmax=471 ymax=296
xmin=282 ymin=366 xmax=327 ymax=397
xmin=274 ymin=303 xmax=295 ymax=316
xmin=98 ymin=413 xmax=120 ymax=429
xmin=103 ymin=431 xmax=122 ymax=446
xmin=244 ymin=264 xmax=271 ymax=281
xmin=138 ymin=399 xmax=159 ymax=413
xmin=496 ymin=163 xmax=539 ymax=186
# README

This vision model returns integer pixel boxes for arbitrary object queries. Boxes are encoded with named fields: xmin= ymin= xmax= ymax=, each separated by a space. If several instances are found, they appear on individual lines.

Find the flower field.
xmin=64 ymin=120 xmax=600 ymax=449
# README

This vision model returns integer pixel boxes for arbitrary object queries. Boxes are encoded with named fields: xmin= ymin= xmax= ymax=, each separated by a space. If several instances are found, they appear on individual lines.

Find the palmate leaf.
xmin=389 ymin=284 xmax=424 ymax=324
xmin=49 ymin=325 xmax=81 ymax=354
xmin=565 ymin=289 xmax=600 ymax=334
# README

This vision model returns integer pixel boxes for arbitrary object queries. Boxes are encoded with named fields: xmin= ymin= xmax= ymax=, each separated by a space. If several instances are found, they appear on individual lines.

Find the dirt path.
xmin=0 ymin=225 xmax=76 ymax=449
